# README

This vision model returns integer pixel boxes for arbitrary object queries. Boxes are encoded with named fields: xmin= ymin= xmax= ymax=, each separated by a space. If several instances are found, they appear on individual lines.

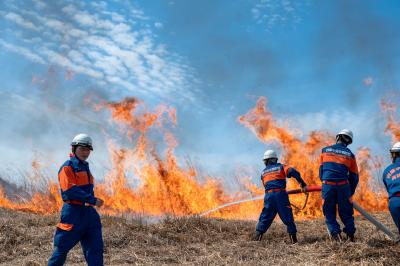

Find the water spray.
xmin=198 ymin=185 xmax=399 ymax=241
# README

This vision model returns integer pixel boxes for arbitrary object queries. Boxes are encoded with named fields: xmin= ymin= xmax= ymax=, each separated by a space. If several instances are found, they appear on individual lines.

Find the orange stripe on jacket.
xmin=58 ymin=165 xmax=77 ymax=191
xmin=350 ymin=159 xmax=358 ymax=175
xmin=321 ymin=152 xmax=358 ymax=173
xmin=58 ymin=166 xmax=92 ymax=191
xmin=75 ymin=171 xmax=93 ymax=186
xmin=262 ymin=169 xmax=286 ymax=184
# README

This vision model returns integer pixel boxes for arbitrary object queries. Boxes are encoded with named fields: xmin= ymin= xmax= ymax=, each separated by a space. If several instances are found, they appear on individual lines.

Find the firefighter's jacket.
xmin=319 ymin=143 xmax=359 ymax=195
xmin=261 ymin=162 xmax=306 ymax=191
xmin=383 ymin=157 xmax=400 ymax=199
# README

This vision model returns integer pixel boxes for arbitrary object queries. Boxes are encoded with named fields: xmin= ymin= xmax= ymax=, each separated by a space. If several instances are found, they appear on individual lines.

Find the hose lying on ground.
xmin=197 ymin=185 xmax=399 ymax=241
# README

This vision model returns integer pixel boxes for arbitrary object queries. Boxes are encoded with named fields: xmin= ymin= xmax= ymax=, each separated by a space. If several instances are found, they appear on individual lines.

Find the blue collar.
xmin=264 ymin=162 xmax=280 ymax=169
xmin=335 ymin=142 xmax=346 ymax=148
xmin=70 ymin=155 xmax=88 ymax=166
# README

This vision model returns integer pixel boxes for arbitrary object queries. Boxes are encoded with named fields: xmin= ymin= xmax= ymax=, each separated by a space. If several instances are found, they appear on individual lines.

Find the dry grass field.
xmin=0 ymin=207 xmax=399 ymax=265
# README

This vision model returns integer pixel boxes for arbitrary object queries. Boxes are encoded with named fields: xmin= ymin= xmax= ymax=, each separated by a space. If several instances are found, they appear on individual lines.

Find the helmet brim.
xmin=72 ymin=143 xmax=93 ymax=151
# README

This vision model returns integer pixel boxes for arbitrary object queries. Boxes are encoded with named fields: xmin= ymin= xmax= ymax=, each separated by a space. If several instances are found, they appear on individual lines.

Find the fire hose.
xmin=198 ymin=185 xmax=399 ymax=241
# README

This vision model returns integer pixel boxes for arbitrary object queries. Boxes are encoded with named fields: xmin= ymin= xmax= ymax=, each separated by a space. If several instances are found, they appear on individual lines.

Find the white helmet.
xmin=336 ymin=129 xmax=353 ymax=144
xmin=71 ymin=133 xmax=93 ymax=150
xmin=263 ymin=149 xmax=278 ymax=160
xmin=390 ymin=142 xmax=400 ymax=153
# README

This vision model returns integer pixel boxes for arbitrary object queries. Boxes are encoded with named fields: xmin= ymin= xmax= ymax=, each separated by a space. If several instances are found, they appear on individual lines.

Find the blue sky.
xmin=0 ymin=0 xmax=399 ymax=186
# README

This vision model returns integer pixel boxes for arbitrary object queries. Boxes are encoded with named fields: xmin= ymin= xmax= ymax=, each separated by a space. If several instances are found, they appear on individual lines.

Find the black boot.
xmin=346 ymin=233 xmax=355 ymax=242
xmin=252 ymin=231 xmax=263 ymax=241
xmin=331 ymin=233 xmax=343 ymax=243
xmin=289 ymin=233 xmax=298 ymax=244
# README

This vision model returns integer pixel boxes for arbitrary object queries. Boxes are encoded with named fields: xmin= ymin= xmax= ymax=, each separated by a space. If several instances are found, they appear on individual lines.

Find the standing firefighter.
xmin=253 ymin=149 xmax=307 ymax=244
xmin=383 ymin=142 xmax=400 ymax=239
xmin=48 ymin=134 xmax=104 ymax=266
xmin=319 ymin=129 xmax=359 ymax=242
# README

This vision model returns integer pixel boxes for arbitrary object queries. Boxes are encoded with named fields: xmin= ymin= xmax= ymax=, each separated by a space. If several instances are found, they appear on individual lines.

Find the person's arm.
xmin=58 ymin=165 xmax=97 ymax=205
xmin=285 ymin=166 xmax=307 ymax=188
xmin=382 ymin=170 xmax=388 ymax=190
xmin=319 ymin=153 xmax=324 ymax=181
xmin=348 ymin=156 xmax=359 ymax=196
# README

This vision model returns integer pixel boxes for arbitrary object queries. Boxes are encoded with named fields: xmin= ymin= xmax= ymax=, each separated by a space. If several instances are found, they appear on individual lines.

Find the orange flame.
xmin=381 ymin=99 xmax=400 ymax=143
xmin=0 ymin=96 xmax=394 ymax=219
xmin=238 ymin=97 xmax=387 ymax=218
xmin=92 ymin=97 xmax=253 ymax=218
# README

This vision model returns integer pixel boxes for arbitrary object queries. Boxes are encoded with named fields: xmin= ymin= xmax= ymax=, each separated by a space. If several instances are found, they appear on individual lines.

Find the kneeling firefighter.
xmin=253 ymin=149 xmax=307 ymax=244
xmin=48 ymin=134 xmax=104 ymax=266
xmin=383 ymin=142 xmax=400 ymax=239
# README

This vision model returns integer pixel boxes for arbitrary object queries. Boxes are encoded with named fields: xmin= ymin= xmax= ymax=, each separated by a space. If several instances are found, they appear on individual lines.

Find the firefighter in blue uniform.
xmin=383 ymin=142 xmax=400 ymax=239
xmin=319 ymin=129 xmax=359 ymax=242
xmin=48 ymin=134 xmax=104 ymax=266
xmin=253 ymin=149 xmax=307 ymax=244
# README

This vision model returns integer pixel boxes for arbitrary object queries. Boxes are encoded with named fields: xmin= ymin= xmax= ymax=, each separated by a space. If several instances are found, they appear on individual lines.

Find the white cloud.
xmin=0 ymin=39 xmax=46 ymax=64
xmin=4 ymin=12 xmax=39 ymax=31
xmin=110 ymin=12 xmax=125 ymax=23
xmin=68 ymin=50 xmax=90 ymax=66
xmin=252 ymin=0 xmax=310 ymax=31
xmin=0 ymin=2 xmax=196 ymax=102
xmin=45 ymin=18 xmax=67 ymax=32
xmin=91 ymin=1 xmax=108 ymax=10
xmin=42 ymin=48 xmax=104 ymax=79
xmin=74 ymin=12 xmax=97 ymax=27
xmin=69 ymin=28 xmax=88 ymax=38
xmin=131 ymin=9 xmax=148 ymax=21
xmin=155 ymin=22 xmax=163 ymax=29
xmin=61 ymin=5 xmax=76 ymax=15
xmin=32 ymin=0 xmax=46 ymax=9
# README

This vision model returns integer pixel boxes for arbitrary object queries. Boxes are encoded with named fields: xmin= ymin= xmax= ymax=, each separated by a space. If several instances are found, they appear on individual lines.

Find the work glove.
xmin=95 ymin=198 xmax=104 ymax=207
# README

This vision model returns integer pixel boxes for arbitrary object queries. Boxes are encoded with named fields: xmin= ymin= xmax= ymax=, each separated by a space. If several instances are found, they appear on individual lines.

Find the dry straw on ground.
xmin=0 ymin=207 xmax=399 ymax=265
